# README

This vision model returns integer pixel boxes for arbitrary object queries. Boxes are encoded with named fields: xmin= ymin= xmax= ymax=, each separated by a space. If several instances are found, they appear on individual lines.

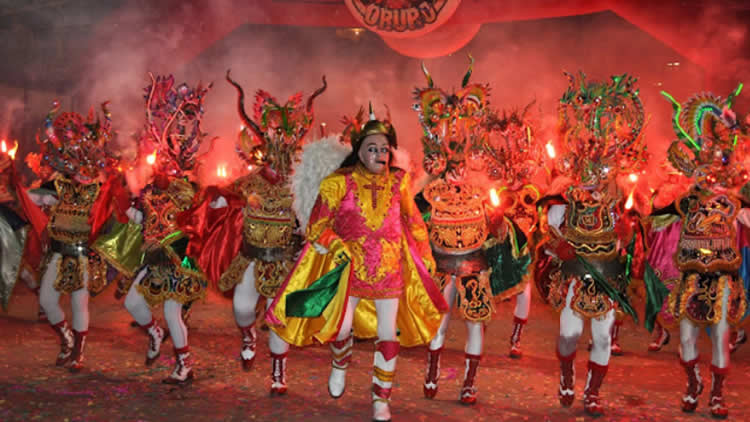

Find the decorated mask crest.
xmin=556 ymin=72 xmax=647 ymax=188
xmin=413 ymin=55 xmax=490 ymax=183
xmin=35 ymin=101 xmax=114 ymax=183
xmin=226 ymin=70 xmax=326 ymax=183
xmin=662 ymin=84 xmax=748 ymax=190
xmin=139 ymin=73 xmax=212 ymax=178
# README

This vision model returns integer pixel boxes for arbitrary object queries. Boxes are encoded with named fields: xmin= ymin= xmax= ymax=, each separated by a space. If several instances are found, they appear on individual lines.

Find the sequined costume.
xmin=413 ymin=57 xmax=535 ymax=404
xmin=534 ymin=72 xmax=648 ymax=416
xmin=183 ymin=71 xmax=325 ymax=393
xmin=657 ymin=85 xmax=749 ymax=418
xmin=118 ymin=74 xmax=211 ymax=384
xmin=267 ymin=108 xmax=447 ymax=422
xmin=34 ymin=101 xmax=126 ymax=373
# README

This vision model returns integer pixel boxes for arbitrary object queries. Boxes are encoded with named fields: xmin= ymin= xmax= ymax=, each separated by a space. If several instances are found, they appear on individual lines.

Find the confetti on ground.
xmin=1 ymin=288 xmax=749 ymax=421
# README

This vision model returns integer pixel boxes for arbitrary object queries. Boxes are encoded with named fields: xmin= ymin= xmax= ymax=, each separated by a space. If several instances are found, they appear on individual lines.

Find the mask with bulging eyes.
xmin=358 ymin=133 xmax=390 ymax=174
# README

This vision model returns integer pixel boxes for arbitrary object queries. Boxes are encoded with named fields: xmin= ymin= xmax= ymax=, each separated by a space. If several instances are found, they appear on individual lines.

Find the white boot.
xmin=328 ymin=334 xmax=352 ymax=398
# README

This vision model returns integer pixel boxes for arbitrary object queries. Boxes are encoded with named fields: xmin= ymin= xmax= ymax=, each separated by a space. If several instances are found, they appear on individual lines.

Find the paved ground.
xmin=1 ymin=285 xmax=749 ymax=422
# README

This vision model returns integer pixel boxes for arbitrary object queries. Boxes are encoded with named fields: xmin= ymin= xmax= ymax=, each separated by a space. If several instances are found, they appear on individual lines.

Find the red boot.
xmin=509 ymin=316 xmax=527 ymax=359
xmin=423 ymin=346 xmax=442 ymax=399
xmin=557 ymin=349 xmax=576 ymax=407
xmin=680 ymin=357 xmax=703 ymax=413
xmin=270 ymin=351 xmax=288 ymax=396
xmin=163 ymin=346 xmax=194 ymax=384
xmin=648 ymin=323 xmax=670 ymax=352
xmin=709 ymin=365 xmax=729 ymax=419
xmin=583 ymin=361 xmax=608 ymax=417
xmin=729 ymin=329 xmax=746 ymax=354
xmin=238 ymin=323 xmax=257 ymax=371
xmin=51 ymin=320 xmax=74 ymax=366
xmin=459 ymin=353 xmax=481 ymax=405
xmin=68 ymin=330 xmax=88 ymax=373
xmin=610 ymin=321 xmax=623 ymax=356
xmin=142 ymin=318 xmax=164 ymax=366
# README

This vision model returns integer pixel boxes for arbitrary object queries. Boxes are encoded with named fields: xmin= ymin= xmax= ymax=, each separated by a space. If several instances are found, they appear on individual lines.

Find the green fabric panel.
xmin=286 ymin=263 xmax=347 ymax=318
xmin=643 ymin=262 xmax=670 ymax=332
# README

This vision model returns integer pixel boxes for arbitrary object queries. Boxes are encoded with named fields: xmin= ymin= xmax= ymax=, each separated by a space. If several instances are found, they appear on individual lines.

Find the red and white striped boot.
xmin=557 ymin=350 xmax=576 ymax=407
xmin=423 ymin=346 xmax=442 ymax=398
xmin=583 ymin=361 xmax=608 ymax=416
xmin=509 ymin=316 xmax=527 ymax=359
xmin=163 ymin=346 xmax=194 ymax=384
xmin=709 ymin=365 xmax=729 ymax=419
xmin=239 ymin=323 xmax=257 ymax=371
xmin=680 ymin=357 xmax=703 ymax=413
xmin=328 ymin=334 xmax=353 ymax=398
xmin=460 ymin=353 xmax=481 ymax=405
xmin=51 ymin=320 xmax=74 ymax=366
xmin=68 ymin=330 xmax=88 ymax=373
xmin=372 ymin=340 xmax=398 ymax=422
xmin=270 ymin=351 xmax=288 ymax=396
xmin=142 ymin=318 xmax=164 ymax=366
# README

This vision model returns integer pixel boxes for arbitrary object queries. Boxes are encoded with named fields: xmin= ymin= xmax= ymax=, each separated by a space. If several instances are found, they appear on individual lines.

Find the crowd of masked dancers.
xmin=2 ymin=58 xmax=750 ymax=421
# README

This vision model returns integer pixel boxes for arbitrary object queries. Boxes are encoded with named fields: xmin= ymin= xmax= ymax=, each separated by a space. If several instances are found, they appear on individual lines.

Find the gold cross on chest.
xmin=362 ymin=180 xmax=384 ymax=208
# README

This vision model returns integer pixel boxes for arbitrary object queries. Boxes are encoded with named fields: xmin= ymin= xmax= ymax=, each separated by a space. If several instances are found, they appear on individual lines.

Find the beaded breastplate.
xmin=48 ymin=177 xmax=100 ymax=244
xmin=142 ymin=179 xmax=194 ymax=241
xmin=424 ymin=179 xmax=488 ymax=255
xmin=236 ymin=174 xmax=296 ymax=249
xmin=562 ymin=189 xmax=618 ymax=260
xmin=676 ymin=191 xmax=740 ymax=272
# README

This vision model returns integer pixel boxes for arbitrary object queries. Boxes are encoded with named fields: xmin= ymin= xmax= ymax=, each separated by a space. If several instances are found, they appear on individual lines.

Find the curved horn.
xmin=461 ymin=54 xmax=474 ymax=88
xmin=421 ymin=62 xmax=434 ymax=88
xmin=563 ymin=71 xmax=575 ymax=89
xmin=306 ymin=75 xmax=327 ymax=112
xmin=225 ymin=69 xmax=264 ymax=141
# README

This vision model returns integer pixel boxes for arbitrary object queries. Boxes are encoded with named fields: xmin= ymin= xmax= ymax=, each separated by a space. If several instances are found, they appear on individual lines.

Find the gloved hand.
xmin=126 ymin=206 xmax=143 ymax=224
xmin=328 ymin=238 xmax=351 ymax=266
xmin=422 ymin=256 xmax=436 ymax=276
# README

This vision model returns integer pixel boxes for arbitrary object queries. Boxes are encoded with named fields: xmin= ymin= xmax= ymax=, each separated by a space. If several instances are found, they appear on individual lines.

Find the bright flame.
xmin=625 ymin=190 xmax=634 ymax=210
xmin=217 ymin=164 xmax=228 ymax=178
xmin=146 ymin=151 xmax=157 ymax=165
xmin=545 ymin=141 xmax=556 ymax=159
xmin=2 ymin=140 xmax=18 ymax=159
xmin=628 ymin=173 xmax=638 ymax=183
xmin=489 ymin=188 xmax=500 ymax=207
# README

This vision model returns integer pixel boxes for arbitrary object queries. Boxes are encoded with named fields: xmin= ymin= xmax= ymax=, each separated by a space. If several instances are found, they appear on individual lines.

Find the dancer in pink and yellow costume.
xmin=267 ymin=107 xmax=447 ymax=422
